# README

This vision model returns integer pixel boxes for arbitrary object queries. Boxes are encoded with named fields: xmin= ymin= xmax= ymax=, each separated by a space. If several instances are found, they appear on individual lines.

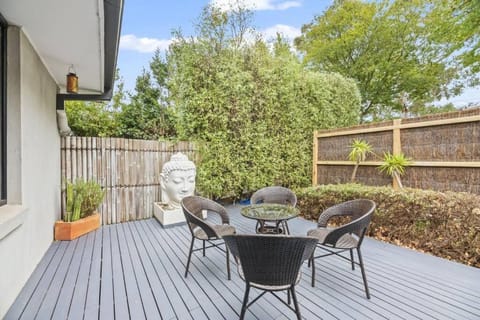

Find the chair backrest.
xmin=322 ymin=199 xmax=376 ymax=247
xmin=250 ymin=186 xmax=297 ymax=207
xmin=181 ymin=196 xmax=229 ymax=238
xmin=223 ymin=234 xmax=318 ymax=287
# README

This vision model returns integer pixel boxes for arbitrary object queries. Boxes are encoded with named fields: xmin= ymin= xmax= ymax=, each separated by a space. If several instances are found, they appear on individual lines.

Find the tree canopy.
xmin=66 ymin=67 xmax=176 ymax=140
xmin=295 ymin=0 xmax=479 ymax=121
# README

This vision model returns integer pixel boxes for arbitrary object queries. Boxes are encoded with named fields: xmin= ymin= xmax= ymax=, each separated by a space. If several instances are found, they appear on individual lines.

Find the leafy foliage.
xmin=433 ymin=0 xmax=480 ymax=75
xmin=348 ymin=139 xmax=373 ymax=182
xmin=65 ymin=100 xmax=120 ymax=137
xmin=295 ymin=0 xmax=478 ymax=120
xmin=117 ymin=69 xmax=175 ymax=139
xmin=64 ymin=180 xmax=105 ymax=222
xmin=66 ymin=69 xmax=176 ymax=140
xmin=296 ymin=184 xmax=480 ymax=267
xmin=378 ymin=152 xmax=412 ymax=188
xmin=167 ymin=5 xmax=361 ymax=198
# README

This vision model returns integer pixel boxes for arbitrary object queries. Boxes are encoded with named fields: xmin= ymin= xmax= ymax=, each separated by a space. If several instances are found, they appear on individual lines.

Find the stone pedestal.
xmin=153 ymin=202 xmax=186 ymax=227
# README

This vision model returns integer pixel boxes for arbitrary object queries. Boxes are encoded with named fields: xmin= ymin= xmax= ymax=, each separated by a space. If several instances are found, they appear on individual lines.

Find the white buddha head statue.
xmin=160 ymin=152 xmax=196 ymax=209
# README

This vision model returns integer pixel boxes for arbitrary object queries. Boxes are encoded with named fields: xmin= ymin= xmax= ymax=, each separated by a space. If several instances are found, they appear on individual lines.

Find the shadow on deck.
xmin=6 ymin=205 xmax=480 ymax=319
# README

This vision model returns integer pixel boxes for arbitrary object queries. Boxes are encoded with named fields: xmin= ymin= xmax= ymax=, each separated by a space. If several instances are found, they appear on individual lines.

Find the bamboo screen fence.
xmin=61 ymin=137 xmax=197 ymax=225
xmin=313 ymin=108 xmax=480 ymax=194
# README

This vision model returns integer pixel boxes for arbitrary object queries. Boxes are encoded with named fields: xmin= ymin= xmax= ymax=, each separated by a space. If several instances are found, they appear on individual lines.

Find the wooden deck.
xmin=6 ymin=205 xmax=480 ymax=320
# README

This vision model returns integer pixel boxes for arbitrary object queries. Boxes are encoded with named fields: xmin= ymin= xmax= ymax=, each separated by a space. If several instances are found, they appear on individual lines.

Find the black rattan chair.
xmin=224 ymin=234 xmax=318 ymax=320
xmin=250 ymin=186 xmax=297 ymax=234
xmin=307 ymin=199 xmax=375 ymax=299
xmin=181 ymin=196 xmax=236 ymax=279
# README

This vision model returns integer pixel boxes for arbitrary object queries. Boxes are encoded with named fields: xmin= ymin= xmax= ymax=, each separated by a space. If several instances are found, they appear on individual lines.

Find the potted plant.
xmin=55 ymin=179 xmax=105 ymax=240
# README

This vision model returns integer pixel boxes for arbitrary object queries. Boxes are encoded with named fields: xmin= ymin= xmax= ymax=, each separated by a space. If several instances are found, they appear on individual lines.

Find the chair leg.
xmin=350 ymin=249 xmax=355 ymax=270
xmin=203 ymin=240 xmax=206 ymax=256
xmin=239 ymin=283 xmax=250 ymax=320
xmin=290 ymin=286 xmax=302 ymax=320
xmin=311 ymin=256 xmax=316 ymax=287
xmin=287 ymin=289 xmax=291 ymax=305
xmin=226 ymin=246 xmax=231 ymax=280
xmin=357 ymin=248 xmax=370 ymax=299
xmin=185 ymin=237 xmax=195 ymax=278
xmin=255 ymin=221 xmax=260 ymax=233
xmin=284 ymin=221 xmax=290 ymax=235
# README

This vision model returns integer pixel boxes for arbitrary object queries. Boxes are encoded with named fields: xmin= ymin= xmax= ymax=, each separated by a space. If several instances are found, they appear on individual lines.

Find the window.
xmin=0 ymin=14 xmax=6 ymax=205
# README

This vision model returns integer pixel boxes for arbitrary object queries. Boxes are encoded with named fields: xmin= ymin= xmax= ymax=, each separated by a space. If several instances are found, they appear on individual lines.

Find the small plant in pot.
xmin=55 ymin=179 xmax=105 ymax=240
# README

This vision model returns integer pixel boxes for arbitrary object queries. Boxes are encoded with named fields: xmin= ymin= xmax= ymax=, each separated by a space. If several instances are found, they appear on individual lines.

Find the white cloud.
xmin=276 ymin=1 xmax=302 ymax=10
xmin=120 ymin=34 xmax=171 ymax=53
xmin=261 ymin=24 xmax=301 ymax=42
xmin=211 ymin=0 xmax=301 ymax=12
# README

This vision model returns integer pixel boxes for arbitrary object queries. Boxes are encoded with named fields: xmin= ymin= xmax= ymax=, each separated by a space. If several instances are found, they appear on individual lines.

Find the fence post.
xmin=392 ymin=119 xmax=402 ymax=190
xmin=312 ymin=131 xmax=318 ymax=186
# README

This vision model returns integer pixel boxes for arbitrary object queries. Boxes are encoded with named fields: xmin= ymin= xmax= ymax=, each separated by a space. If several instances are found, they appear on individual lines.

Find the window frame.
xmin=0 ymin=13 xmax=7 ymax=206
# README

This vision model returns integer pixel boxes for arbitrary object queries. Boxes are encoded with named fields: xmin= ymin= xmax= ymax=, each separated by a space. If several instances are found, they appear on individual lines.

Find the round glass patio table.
xmin=241 ymin=203 xmax=299 ymax=234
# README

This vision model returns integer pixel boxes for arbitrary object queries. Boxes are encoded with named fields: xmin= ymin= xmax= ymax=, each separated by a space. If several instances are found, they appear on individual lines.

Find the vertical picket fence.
xmin=60 ymin=137 xmax=197 ymax=225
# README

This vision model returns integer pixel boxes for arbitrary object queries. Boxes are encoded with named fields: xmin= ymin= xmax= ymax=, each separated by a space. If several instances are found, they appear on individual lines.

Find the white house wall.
xmin=0 ymin=26 xmax=60 ymax=317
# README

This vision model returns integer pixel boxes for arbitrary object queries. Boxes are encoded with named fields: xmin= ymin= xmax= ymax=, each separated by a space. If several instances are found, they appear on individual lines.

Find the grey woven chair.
xmin=181 ymin=196 xmax=236 ymax=279
xmin=224 ymin=234 xmax=318 ymax=320
xmin=307 ymin=199 xmax=375 ymax=299
xmin=250 ymin=186 xmax=297 ymax=234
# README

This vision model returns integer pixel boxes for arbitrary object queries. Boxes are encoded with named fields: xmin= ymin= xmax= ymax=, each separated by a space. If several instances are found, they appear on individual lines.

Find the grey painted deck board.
xmin=99 ymin=225 xmax=115 ymax=320
xmin=122 ymin=222 xmax=161 ymax=319
xmin=115 ymin=223 xmax=146 ymax=320
xmin=51 ymin=234 xmax=88 ymax=320
xmin=133 ymin=221 xmax=181 ymax=320
xmin=4 ymin=242 xmax=61 ymax=320
xmin=67 ymin=231 xmax=96 ymax=320
xmin=19 ymin=241 xmax=71 ymax=320
xmin=35 ymin=239 xmax=79 ymax=320
xmin=146 ymin=219 xmax=227 ymax=319
xmin=83 ymin=228 xmax=102 ymax=320
xmin=139 ymin=220 xmax=194 ymax=320
xmin=110 ymin=222 xmax=130 ymax=320
xmin=7 ymin=204 xmax=480 ymax=320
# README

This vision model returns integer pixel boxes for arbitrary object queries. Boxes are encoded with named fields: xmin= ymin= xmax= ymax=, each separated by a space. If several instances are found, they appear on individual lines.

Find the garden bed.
xmin=296 ymin=184 xmax=480 ymax=267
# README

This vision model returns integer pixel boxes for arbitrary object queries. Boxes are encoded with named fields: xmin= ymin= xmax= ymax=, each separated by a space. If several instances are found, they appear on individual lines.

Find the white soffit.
xmin=0 ymin=0 xmax=105 ymax=93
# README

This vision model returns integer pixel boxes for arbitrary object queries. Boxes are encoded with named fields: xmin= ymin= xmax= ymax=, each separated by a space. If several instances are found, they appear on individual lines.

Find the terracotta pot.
xmin=54 ymin=213 xmax=101 ymax=241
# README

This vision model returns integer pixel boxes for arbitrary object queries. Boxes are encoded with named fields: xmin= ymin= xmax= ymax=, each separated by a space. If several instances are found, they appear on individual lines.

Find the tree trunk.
xmin=393 ymin=171 xmax=403 ymax=190
xmin=351 ymin=163 xmax=359 ymax=182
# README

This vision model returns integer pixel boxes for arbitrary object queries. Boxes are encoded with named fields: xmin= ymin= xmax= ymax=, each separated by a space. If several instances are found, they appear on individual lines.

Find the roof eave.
xmin=56 ymin=0 xmax=124 ymax=109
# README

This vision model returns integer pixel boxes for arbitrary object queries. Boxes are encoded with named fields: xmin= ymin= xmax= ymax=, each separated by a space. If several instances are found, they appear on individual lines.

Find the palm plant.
xmin=348 ymin=139 xmax=373 ymax=182
xmin=378 ymin=152 xmax=412 ymax=189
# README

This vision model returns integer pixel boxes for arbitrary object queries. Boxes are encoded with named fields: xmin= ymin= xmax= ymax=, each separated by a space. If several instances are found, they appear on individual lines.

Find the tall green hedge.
xmin=166 ymin=9 xmax=361 ymax=198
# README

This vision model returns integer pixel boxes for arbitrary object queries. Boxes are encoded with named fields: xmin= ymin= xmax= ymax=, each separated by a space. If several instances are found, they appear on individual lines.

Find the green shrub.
xmin=296 ymin=184 xmax=480 ymax=267
xmin=167 ymin=8 xmax=361 ymax=198
xmin=64 ymin=180 xmax=105 ymax=222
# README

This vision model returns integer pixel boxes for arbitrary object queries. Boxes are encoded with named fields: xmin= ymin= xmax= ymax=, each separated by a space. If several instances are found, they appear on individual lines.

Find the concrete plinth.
xmin=153 ymin=202 xmax=186 ymax=227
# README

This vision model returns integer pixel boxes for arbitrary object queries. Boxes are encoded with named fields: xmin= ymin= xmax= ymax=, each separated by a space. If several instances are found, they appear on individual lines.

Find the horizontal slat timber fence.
xmin=313 ymin=107 xmax=480 ymax=194
xmin=61 ymin=137 xmax=197 ymax=225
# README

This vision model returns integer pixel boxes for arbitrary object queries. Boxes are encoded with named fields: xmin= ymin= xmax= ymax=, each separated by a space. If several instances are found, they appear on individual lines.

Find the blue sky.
xmin=117 ymin=0 xmax=479 ymax=107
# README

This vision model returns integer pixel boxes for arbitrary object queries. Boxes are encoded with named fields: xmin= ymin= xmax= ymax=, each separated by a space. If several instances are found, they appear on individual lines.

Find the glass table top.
xmin=241 ymin=203 xmax=299 ymax=221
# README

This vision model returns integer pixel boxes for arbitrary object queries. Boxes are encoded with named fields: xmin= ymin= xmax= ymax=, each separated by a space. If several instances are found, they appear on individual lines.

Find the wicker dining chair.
xmin=250 ymin=186 xmax=297 ymax=234
xmin=181 ymin=196 xmax=236 ymax=279
xmin=224 ymin=234 xmax=318 ymax=320
xmin=307 ymin=199 xmax=376 ymax=299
